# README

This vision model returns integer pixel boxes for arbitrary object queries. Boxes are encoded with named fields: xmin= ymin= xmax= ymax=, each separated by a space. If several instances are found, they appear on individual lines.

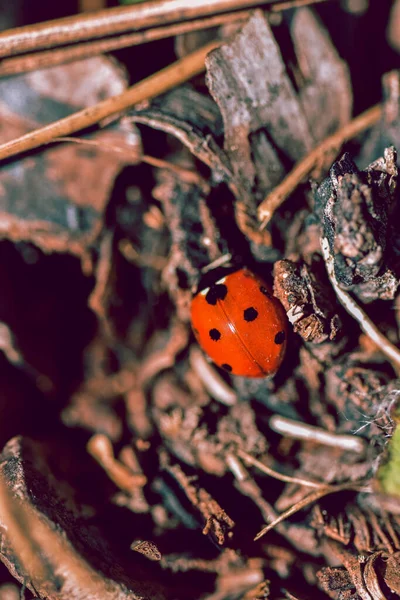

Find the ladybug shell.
xmin=191 ymin=268 xmax=287 ymax=378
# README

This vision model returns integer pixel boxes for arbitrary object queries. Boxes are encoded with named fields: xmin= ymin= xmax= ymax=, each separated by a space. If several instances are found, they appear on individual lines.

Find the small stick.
xmin=0 ymin=40 xmax=220 ymax=163
xmin=365 ymin=509 xmax=394 ymax=554
xmin=0 ymin=0 xmax=279 ymax=58
xmin=257 ymin=104 xmax=382 ymax=229
xmin=143 ymin=155 xmax=210 ymax=191
xmin=269 ymin=414 xmax=366 ymax=454
xmin=254 ymin=480 xmax=370 ymax=540
xmin=201 ymin=254 xmax=232 ymax=274
xmin=238 ymin=449 xmax=335 ymax=489
xmin=321 ymin=237 xmax=400 ymax=370
xmin=56 ymin=136 xmax=209 ymax=189
xmin=382 ymin=512 xmax=400 ymax=550
xmin=0 ymin=1 xmax=332 ymax=76
xmin=0 ymin=11 xmax=249 ymax=77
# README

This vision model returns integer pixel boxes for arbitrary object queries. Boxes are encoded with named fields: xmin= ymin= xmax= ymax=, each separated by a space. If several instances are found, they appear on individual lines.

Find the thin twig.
xmin=366 ymin=509 xmax=394 ymax=554
xmin=269 ymin=415 xmax=366 ymax=454
xmin=257 ymin=104 xmax=382 ymax=229
xmin=0 ymin=11 xmax=249 ymax=77
xmin=254 ymin=480 xmax=371 ymax=540
xmin=0 ymin=40 xmax=220 ymax=163
xmin=0 ymin=0 xmax=332 ymax=76
xmin=0 ymin=0 xmax=281 ymax=58
xmin=56 ymin=136 xmax=209 ymax=189
xmin=237 ymin=449 xmax=330 ymax=489
xmin=201 ymin=254 xmax=232 ymax=273
xmin=321 ymin=237 xmax=400 ymax=370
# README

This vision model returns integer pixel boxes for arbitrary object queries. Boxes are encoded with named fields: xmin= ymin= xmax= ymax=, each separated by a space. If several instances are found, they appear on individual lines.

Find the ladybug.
xmin=191 ymin=268 xmax=287 ymax=378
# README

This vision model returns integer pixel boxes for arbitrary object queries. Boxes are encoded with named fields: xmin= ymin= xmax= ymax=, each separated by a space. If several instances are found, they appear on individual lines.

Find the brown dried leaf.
xmin=317 ymin=566 xmax=357 ymax=599
xmin=327 ymin=542 xmax=372 ymax=600
xmin=382 ymin=551 xmax=400 ymax=593
xmin=290 ymin=8 xmax=352 ymax=142
xmin=153 ymin=168 xmax=221 ymax=317
xmin=0 ymin=57 xmax=140 ymax=259
xmin=316 ymin=149 xmax=399 ymax=302
xmin=206 ymin=11 xmax=313 ymax=199
xmin=131 ymin=540 xmax=162 ymax=562
xmin=273 ymin=258 xmax=341 ymax=343
xmin=0 ymin=436 xmax=169 ymax=599
xmin=205 ymin=9 xmax=351 ymax=252
xmin=130 ymin=86 xmax=230 ymax=181
xmin=363 ymin=553 xmax=386 ymax=600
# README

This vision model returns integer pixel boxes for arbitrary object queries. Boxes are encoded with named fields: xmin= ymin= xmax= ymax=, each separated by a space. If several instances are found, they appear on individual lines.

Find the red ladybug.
xmin=191 ymin=268 xmax=287 ymax=378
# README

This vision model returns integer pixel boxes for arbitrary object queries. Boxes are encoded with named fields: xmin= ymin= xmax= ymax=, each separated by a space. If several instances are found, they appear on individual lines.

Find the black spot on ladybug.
xmin=205 ymin=284 xmax=228 ymax=306
xmin=260 ymin=286 xmax=271 ymax=298
xmin=209 ymin=328 xmax=221 ymax=341
xmin=275 ymin=331 xmax=286 ymax=345
xmin=221 ymin=363 xmax=232 ymax=372
xmin=244 ymin=307 xmax=258 ymax=322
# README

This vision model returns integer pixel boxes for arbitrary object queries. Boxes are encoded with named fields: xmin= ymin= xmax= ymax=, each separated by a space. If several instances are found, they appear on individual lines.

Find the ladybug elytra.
xmin=191 ymin=268 xmax=287 ymax=378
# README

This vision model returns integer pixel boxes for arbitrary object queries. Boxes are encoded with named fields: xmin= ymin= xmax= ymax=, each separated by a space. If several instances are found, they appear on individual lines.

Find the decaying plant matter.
xmin=0 ymin=1 xmax=399 ymax=600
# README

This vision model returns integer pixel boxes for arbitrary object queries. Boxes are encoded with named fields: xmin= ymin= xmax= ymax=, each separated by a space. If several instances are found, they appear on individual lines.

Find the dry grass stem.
xmin=254 ymin=481 xmax=371 ymax=540
xmin=0 ymin=1 xmax=332 ymax=76
xmin=0 ymin=40 xmax=220 ymax=163
xmin=237 ymin=449 xmax=331 ymax=489
xmin=257 ymin=104 xmax=382 ymax=229
xmin=0 ymin=0 xmax=281 ymax=58
xmin=56 ymin=136 xmax=208 ymax=189
xmin=0 ymin=11 xmax=249 ymax=77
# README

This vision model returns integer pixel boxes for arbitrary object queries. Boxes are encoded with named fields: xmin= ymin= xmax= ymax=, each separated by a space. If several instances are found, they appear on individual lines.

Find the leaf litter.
xmin=0 ymin=3 xmax=398 ymax=600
